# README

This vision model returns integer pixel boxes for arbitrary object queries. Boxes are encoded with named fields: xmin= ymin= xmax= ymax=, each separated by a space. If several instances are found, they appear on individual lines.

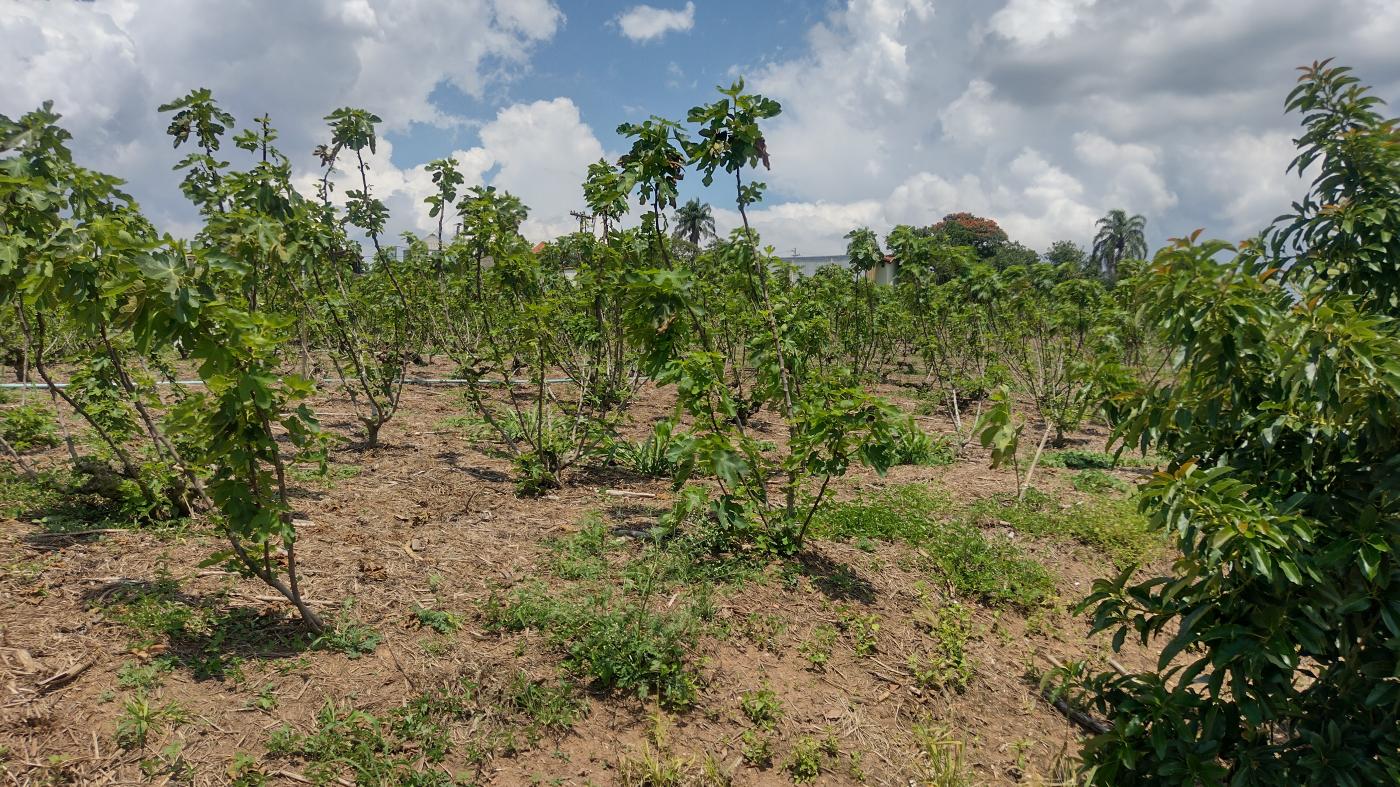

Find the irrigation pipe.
xmin=0 ymin=377 xmax=575 ymax=390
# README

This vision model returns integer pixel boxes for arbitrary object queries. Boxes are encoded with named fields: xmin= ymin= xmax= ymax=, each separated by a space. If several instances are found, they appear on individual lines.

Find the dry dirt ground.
xmin=0 ymin=371 xmax=1165 ymax=786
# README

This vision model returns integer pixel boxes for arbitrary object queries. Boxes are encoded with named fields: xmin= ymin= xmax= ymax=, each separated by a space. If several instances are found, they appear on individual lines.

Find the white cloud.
xmin=479 ymin=98 xmax=606 ymax=239
xmin=615 ymin=2 xmax=695 ymax=43
xmin=1193 ymin=130 xmax=1298 ymax=238
xmin=752 ymin=0 xmax=937 ymax=200
xmin=1072 ymin=132 xmax=1176 ymax=213
xmin=7 ymin=0 xmax=1400 ymax=260
xmin=940 ymin=80 xmax=1019 ymax=145
xmin=989 ymin=0 xmax=1097 ymax=46
xmin=727 ymin=0 xmax=1400 ymax=256
xmin=712 ymin=164 xmax=1098 ymax=258
xmin=1 ymin=0 xmax=565 ymax=233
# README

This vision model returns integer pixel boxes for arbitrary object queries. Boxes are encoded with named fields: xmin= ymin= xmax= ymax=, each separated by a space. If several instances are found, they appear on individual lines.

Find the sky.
xmin=4 ymin=0 xmax=1400 ymax=256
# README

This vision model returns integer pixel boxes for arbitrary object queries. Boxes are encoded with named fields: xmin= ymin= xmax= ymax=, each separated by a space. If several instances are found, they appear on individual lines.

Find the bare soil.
xmin=0 ymin=370 xmax=1163 ymax=786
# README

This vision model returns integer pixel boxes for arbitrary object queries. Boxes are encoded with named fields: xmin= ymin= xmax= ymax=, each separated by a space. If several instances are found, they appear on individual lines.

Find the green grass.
xmin=1040 ymin=449 xmax=1157 ymax=469
xmin=312 ymin=602 xmax=383 ymax=659
xmin=913 ymin=722 xmax=973 ymax=786
xmin=436 ymin=413 xmax=496 ymax=443
xmin=263 ymin=672 xmax=587 ymax=783
xmin=975 ymin=490 xmax=1159 ymax=568
xmin=808 ymin=485 xmax=954 ymax=542
xmin=483 ymin=510 xmax=768 ymax=715
xmin=287 ymin=461 xmax=362 ymax=487
xmin=0 ymin=401 xmax=60 ymax=452
xmin=0 ymin=467 xmax=189 ymax=533
xmin=0 ymin=469 xmax=64 ymax=519
xmin=1071 ymin=468 xmax=1131 ymax=494
xmin=810 ymin=485 xmax=1055 ymax=608
xmin=546 ymin=514 xmax=617 ymax=580
xmin=116 ymin=659 xmax=174 ymax=691
xmin=836 ymin=607 xmax=881 ymax=657
xmin=267 ymin=701 xmax=458 ymax=785
xmin=505 ymin=672 xmax=588 ymax=730
xmin=736 ymin=612 xmax=787 ymax=653
xmin=799 ymin=624 xmax=838 ymax=669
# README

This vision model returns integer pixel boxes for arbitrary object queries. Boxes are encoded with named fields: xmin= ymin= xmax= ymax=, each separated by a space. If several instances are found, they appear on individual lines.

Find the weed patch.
xmin=264 ymin=671 xmax=586 ymax=783
xmin=809 ymin=485 xmax=953 ymax=542
xmin=287 ymin=461 xmax=361 ymax=488
xmin=739 ymin=685 xmax=783 ymax=730
xmin=482 ymin=583 xmax=703 ymax=708
xmin=412 ymin=605 xmax=462 ymax=635
xmin=1040 ymin=449 xmax=1155 ymax=469
xmin=0 ymin=402 xmax=60 ymax=452
xmin=977 ymin=490 xmax=1158 ymax=567
xmin=116 ymin=694 xmax=190 ymax=750
xmin=608 ymin=419 xmax=681 ymax=478
xmin=1071 ymin=468 xmax=1130 ymax=494
xmin=811 ymin=485 xmax=1054 ymax=607
xmin=908 ymin=602 xmax=976 ymax=691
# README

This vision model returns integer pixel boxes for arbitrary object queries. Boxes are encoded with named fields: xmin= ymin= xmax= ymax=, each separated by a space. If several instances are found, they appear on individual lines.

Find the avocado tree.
xmin=1077 ymin=62 xmax=1400 ymax=784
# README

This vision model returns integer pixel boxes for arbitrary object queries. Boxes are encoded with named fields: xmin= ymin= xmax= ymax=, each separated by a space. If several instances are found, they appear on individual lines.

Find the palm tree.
xmin=673 ymin=198 xmax=716 ymax=246
xmin=1091 ymin=209 xmax=1147 ymax=281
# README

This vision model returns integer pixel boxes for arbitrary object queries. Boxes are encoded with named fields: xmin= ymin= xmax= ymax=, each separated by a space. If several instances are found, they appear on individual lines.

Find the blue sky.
xmin=390 ymin=0 xmax=820 ymax=209
xmin=6 ymin=0 xmax=1400 ymax=256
